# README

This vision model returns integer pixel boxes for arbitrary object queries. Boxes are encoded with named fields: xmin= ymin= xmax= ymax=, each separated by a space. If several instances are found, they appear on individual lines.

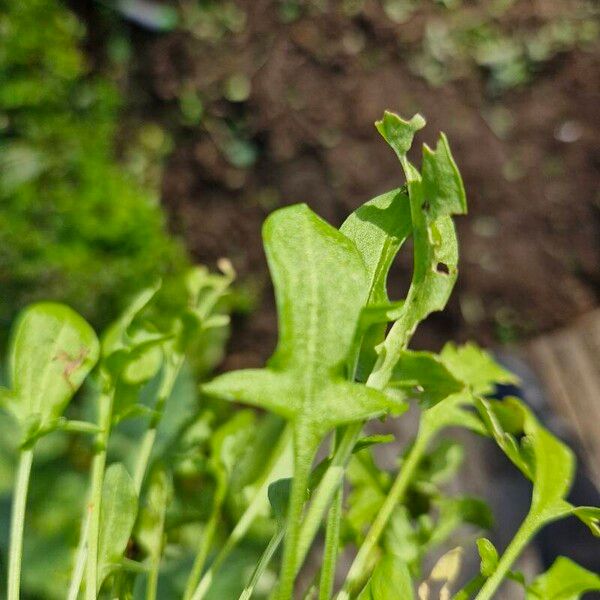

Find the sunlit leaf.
xmin=203 ymin=204 xmax=405 ymax=441
xmin=476 ymin=538 xmax=498 ymax=578
xmin=388 ymin=350 xmax=464 ymax=407
xmin=440 ymin=343 xmax=517 ymax=395
xmin=527 ymin=556 xmax=600 ymax=599
xmin=3 ymin=303 xmax=99 ymax=442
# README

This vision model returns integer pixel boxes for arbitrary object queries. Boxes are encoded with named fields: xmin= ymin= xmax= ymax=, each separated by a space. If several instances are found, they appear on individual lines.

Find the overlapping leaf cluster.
xmin=1 ymin=111 xmax=598 ymax=600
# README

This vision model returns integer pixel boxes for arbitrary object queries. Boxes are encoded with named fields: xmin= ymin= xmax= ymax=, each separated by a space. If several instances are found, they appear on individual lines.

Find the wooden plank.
xmin=526 ymin=309 xmax=600 ymax=487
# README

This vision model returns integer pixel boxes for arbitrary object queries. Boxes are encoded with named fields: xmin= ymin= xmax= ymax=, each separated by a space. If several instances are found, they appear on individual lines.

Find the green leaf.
xmin=369 ymin=112 xmax=468 ymax=377
xmin=346 ymin=449 xmax=389 ymax=539
xmin=357 ymin=554 xmax=415 ymax=600
xmin=421 ymin=392 xmax=487 ymax=440
xmin=415 ymin=439 xmax=464 ymax=486
xmin=5 ymin=302 xmax=99 ymax=441
xmin=440 ymin=342 xmax=518 ymax=395
xmin=340 ymin=188 xmax=411 ymax=307
xmin=477 ymin=397 xmax=599 ymax=535
xmin=476 ymin=397 xmax=572 ymax=516
xmin=383 ymin=506 xmax=420 ymax=565
xmin=268 ymin=477 xmax=293 ymax=522
xmin=202 ymin=204 xmax=405 ymax=439
xmin=101 ymin=284 xmax=160 ymax=359
xmin=340 ymin=188 xmax=412 ymax=379
xmin=421 ymin=134 xmax=467 ymax=221
xmin=375 ymin=111 xmax=426 ymax=160
xmin=388 ymin=350 xmax=464 ymax=407
xmin=97 ymin=463 xmax=138 ymax=589
xmin=476 ymin=538 xmax=499 ymax=577
xmin=210 ymin=410 xmax=256 ymax=482
xmin=426 ymin=497 xmax=493 ymax=550
xmin=136 ymin=466 xmax=172 ymax=558
xmin=353 ymin=434 xmax=395 ymax=454
xmin=527 ymin=557 xmax=600 ymax=599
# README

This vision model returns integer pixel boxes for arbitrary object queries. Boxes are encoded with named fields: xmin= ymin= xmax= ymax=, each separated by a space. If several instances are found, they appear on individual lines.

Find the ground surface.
xmin=76 ymin=0 xmax=600 ymax=369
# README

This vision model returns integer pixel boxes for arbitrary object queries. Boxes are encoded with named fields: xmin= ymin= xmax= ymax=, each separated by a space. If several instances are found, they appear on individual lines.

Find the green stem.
xmin=239 ymin=527 xmax=285 ymax=600
xmin=192 ymin=427 xmax=293 ymax=600
xmin=319 ymin=484 xmax=342 ymax=600
xmin=184 ymin=486 xmax=225 ymax=600
xmin=7 ymin=447 xmax=34 ymax=600
xmin=67 ymin=510 xmax=90 ymax=600
xmin=146 ymin=503 xmax=167 ymax=600
xmin=133 ymin=428 xmax=157 ymax=493
xmin=85 ymin=390 xmax=114 ymax=600
xmin=277 ymin=438 xmax=316 ymax=600
xmin=133 ymin=359 xmax=181 ymax=493
xmin=296 ymin=423 xmax=361 ymax=571
xmin=337 ymin=431 xmax=429 ymax=600
xmin=475 ymin=512 xmax=539 ymax=600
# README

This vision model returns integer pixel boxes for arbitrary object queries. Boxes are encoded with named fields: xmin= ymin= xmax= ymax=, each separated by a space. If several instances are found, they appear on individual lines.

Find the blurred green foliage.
xmin=409 ymin=1 xmax=600 ymax=92
xmin=0 ymin=0 xmax=188 ymax=341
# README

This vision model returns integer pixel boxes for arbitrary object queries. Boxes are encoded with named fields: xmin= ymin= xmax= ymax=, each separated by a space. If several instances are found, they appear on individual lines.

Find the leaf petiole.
xmin=337 ymin=430 xmax=430 ymax=599
xmin=85 ymin=389 xmax=115 ymax=600
xmin=7 ymin=447 xmax=34 ymax=600
xmin=239 ymin=527 xmax=285 ymax=600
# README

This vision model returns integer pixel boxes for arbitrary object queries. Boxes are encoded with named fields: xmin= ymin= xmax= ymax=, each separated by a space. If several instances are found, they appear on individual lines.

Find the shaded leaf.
xmin=341 ymin=188 xmax=411 ymax=307
xmin=97 ymin=463 xmax=138 ymax=588
xmin=353 ymin=434 xmax=395 ymax=454
xmin=268 ymin=478 xmax=293 ymax=522
xmin=358 ymin=554 xmax=415 ymax=600
xmin=136 ymin=466 xmax=172 ymax=558
xmin=388 ymin=350 xmax=464 ymax=407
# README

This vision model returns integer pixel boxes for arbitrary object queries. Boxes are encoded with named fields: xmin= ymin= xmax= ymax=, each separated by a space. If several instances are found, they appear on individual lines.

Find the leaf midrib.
xmin=300 ymin=218 xmax=320 ymax=416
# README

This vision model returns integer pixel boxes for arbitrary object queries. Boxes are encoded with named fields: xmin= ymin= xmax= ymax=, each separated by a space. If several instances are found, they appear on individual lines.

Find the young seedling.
xmin=0 ymin=304 xmax=99 ymax=600
xmin=203 ymin=204 xmax=406 ymax=599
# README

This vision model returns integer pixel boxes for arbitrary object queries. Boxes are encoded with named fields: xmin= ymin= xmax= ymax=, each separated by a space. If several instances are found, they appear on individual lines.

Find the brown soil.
xmin=78 ymin=1 xmax=600 ymax=370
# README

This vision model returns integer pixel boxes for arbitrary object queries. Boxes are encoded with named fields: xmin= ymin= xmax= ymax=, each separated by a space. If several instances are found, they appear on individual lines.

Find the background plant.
xmin=0 ymin=0 xmax=188 ymax=344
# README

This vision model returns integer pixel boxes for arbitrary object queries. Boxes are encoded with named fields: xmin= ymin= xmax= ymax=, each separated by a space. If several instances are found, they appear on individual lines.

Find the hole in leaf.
xmin=436 ymin=262 xmax=450 ymax=275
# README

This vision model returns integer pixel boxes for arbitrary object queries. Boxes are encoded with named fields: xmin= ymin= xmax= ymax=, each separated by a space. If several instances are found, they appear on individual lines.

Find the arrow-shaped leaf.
xmin=202 ymin=204 xmax=403 ymax=436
